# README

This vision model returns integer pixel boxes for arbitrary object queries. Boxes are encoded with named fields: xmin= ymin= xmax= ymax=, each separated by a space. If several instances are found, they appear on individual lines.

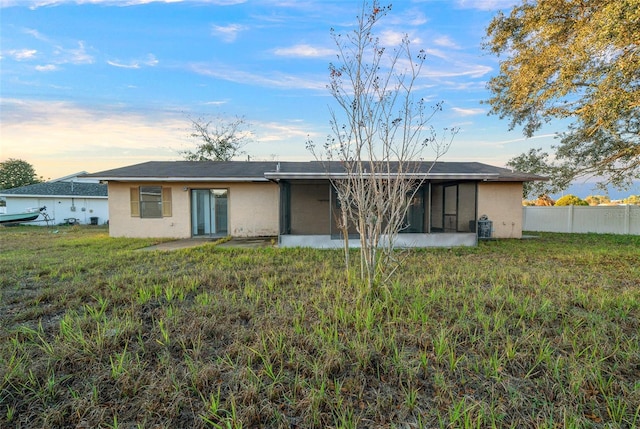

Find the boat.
xmin=0 ymin=207 xmax=45 ymax=224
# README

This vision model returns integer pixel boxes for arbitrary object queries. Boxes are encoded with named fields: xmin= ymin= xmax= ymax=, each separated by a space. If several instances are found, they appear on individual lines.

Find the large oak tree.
xmin=485 ymin=0 xmax=639 ymax=194
xmin=0 ymin=159 xmax=42 ymax=190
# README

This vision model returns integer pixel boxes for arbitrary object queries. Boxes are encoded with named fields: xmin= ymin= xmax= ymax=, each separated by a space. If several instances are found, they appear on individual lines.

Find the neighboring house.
xmin=0 ymin=172 xmax=108 ymax=225
xmin=84 ymin=161 xmax=543 ymax=247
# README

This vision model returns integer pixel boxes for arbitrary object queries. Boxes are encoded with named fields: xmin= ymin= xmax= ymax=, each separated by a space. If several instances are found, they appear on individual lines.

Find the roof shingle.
xmin=0 ymin=182 xmax=108 ymax=197
xmin=82 ymin=161 xmax=544 ymax=182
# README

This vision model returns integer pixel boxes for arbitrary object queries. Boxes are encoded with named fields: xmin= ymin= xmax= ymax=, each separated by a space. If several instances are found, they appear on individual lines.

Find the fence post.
xmin=567 ymin=205 xmax=574 ymax=233
xmin=625 ymin=204 xmax=630 ymax=235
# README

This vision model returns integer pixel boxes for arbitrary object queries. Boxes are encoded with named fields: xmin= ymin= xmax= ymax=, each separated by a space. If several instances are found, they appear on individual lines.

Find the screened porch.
xmin=277 ymin=180 xmax=479 ymax=248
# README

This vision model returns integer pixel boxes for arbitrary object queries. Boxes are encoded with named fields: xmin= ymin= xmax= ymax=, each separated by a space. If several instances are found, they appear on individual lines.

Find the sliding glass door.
xmin=191 ymin=189 xmax=228 ymax=237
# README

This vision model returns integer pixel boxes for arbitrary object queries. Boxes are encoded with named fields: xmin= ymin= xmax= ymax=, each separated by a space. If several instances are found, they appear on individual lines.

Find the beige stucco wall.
xmin=477 ymin=182 xmax=523 ymax=239
xmin=107 ymin=181 xmax=279 ymax=238
xmin=228 ymin=182 xmax=279 ymax=237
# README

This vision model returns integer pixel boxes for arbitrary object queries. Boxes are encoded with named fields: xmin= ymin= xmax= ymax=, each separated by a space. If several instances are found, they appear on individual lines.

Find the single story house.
xmin=0 ymin=172 xmax=109 ymax=225
xmin=84 ymin=161 xmax=542 ymax=248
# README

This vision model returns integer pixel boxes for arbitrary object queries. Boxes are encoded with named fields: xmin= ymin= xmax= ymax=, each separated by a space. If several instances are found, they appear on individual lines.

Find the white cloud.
xmin=424 ymin=48 xmax=451 ymax=60
xmin=407 ymin=14 xmax=428 ymax=26
xmin=433 ymin=36 xmax=460 ymax=49
xmin=20 ymin=28 xmax=94 ymax=65
xmin=0 ymin=98 xmax=187 ymax=178
xmin=254 ymin=121 xmax=310 ymax=142
xmin=422 ymin=63 xmax=492 ymax=79
xmin=387 ymin=8 xmax=428 ymax=26
xmin=190 ymin=63 xmax=326 ymax=91
xmin=55 ymin=41 xmax=93 ymax=64
xmin=2 ymin=0 xmax=247 ymax=8
xmin=454 ymin=0 xmax=519 ymax=11
xmin=107 ymin=60 xmax=139 ymax=69
xmin=451 ymin=107 xmax=485 ymax=116
xmin=273 ymin=44 xmax=334 ymax=58
xmin=211 ymin=23 xmax=247 ymax=43
xmin=0 ymin=97 xmax=321 ymax=178
xmin=107 ymin=54 xmax=158 ymax=69
xmin=492 ymin=133 xmax=557 ymax=145
xmin=379 ymin=30 xmax=408 ymax=47
xmin=6 ymin=49 xmax=37 ymax=60
xmin=35 ymin=64 xmax=58 ymax=71
xmin=23 ymin=28 xmax=48 ymax=41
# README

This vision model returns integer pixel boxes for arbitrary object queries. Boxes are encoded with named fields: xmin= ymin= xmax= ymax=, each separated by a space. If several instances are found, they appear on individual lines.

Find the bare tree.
xmin=308 ymin=1 xmax=455 ymax=293
xmin=181 ymin=115 xmax=252 ymax=161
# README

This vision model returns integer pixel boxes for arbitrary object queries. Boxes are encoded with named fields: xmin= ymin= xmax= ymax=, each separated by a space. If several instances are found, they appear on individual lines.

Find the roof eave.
xmin=91 ymin=176 xmax=270 ymax=182
xmin=0 ymin=194 xmax=108 ymax=198
xmin=264 ymin=172 xmax=503 ymax=181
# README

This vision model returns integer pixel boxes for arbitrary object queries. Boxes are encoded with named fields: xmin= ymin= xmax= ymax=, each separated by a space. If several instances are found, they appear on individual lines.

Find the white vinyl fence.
xmin=522 ymin=205 xmax=640 ymax=235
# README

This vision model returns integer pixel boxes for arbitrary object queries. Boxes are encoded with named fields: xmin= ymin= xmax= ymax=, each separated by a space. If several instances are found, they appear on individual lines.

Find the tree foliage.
xmin=623 ymin=195 xmax=640 ymax=205
xmin=181 ymin=116 xmax=252 ymax=161
xmin=506 ymin=148 xmax=570 ymax=198
xmin=585 ymin=195 xmax=610 ymax=205
xmin=308 ymin=1 xmax=454 ymax=292
xmin=485 ymin=0 xmax=640 ymax=189
xmin=0 ymin=158 xmax=42 ymax=190
xmin=554 ymin=194 xmax=589 ymax=206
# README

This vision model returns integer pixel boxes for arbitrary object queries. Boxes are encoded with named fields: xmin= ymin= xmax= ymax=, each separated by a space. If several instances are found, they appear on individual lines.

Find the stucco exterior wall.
xmin=477 ymin=182 xmax=523 ymax=239
xmin=228 ymin=182 xmax=279 ymax=237
xmin=107 ymin=181 xmax=279 ymax=238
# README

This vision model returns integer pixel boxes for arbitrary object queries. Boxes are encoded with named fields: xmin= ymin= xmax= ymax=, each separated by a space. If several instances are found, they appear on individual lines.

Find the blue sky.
xmin=1 ymin=0 xmax=565 ymax=180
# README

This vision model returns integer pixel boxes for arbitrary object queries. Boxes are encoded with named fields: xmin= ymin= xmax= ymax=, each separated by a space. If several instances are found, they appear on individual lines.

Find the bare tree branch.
xmin=308 ymin=1 xmax=456 ymax=293
xmin=181 ymin=115 xmax=252 ymax=161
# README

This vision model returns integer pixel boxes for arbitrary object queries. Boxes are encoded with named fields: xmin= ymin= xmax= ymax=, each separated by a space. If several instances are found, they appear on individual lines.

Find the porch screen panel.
xmin=331 ymin=184 xmax=358 ymax=236
xmin=279 ymin=182 xmax=291 ymax=235
xmin=457 ymin=183 xmax=476 ymax=232
xmin=431 ymin=185 xmax=443 ymax=231
xmin=404 ymin=188 xmax=425 ymax=233
xmin=444 ymin=185 xmax=458 ymax=232
xmin=289 ymin=183 xmax=330 ymax=235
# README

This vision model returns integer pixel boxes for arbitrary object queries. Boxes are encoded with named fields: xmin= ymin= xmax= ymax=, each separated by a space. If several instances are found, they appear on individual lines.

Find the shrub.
xmin=623 ymin=195 xmax=640 ymax=205
xmin=555 ymin=194 xmax=589 ymax=206
xmin=535 ymin=195 xmax=555 ymax=206
xmin=585 ymin=195 xmax=610 ymax=206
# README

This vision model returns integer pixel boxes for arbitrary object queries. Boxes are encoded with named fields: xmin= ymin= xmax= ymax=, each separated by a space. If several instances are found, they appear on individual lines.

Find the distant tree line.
xmin=524 ymin=194 xmax=640 ymax=206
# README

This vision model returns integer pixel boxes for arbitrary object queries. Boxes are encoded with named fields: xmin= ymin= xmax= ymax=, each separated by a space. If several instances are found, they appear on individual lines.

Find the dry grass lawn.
xmin=1 ymin=226 xmax=638 ymax=428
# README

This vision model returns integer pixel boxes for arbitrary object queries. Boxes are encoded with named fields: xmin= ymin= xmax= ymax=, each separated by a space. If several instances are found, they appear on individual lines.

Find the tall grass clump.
xmin=1 ymin=226 xmax=638 ymax=427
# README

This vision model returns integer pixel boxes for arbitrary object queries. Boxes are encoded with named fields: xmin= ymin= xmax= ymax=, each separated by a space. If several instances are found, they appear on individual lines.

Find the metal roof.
xmin=81 ymin=161 xmax=545 ymax=182
xmin=0 ymin=181 xmax=108 ymax=198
